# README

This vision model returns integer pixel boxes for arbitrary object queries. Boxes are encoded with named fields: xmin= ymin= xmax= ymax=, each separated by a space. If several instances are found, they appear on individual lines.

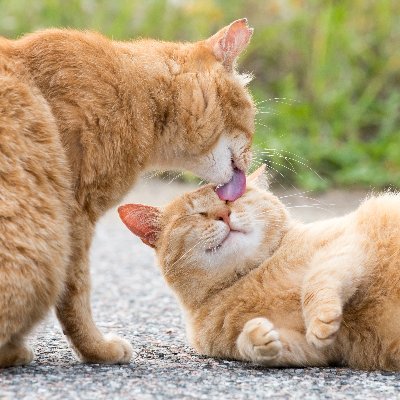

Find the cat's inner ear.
xmin=118 ymin=204 xmax=161 ymax=248
xmin=247 ymin=164 xmax=269 ymax=189
xmin=207 ymin=18 xmax=253 ymax=70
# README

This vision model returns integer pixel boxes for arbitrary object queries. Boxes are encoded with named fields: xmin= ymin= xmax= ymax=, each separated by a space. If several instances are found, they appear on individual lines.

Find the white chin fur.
xmin=190 ymin=136 xmax=233 ymax=184
xmin=187 ymin=134 xmax=250 ymax=184
xmin=152 ymin=134 xmax=250 ymax=185
xmin=203 ymin=222 xmax=264 ymax=271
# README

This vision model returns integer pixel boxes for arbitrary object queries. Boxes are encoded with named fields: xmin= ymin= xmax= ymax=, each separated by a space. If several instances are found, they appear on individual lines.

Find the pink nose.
xmin=215 ymin=208 xmax=231 ymax=226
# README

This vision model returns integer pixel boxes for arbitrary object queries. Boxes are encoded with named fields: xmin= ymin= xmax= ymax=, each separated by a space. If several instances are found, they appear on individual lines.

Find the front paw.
xmin=77 ymin=334 xmax=133 ymax=364
xmin=306 ymin=308 xmax=342 ymax=348
xmin=237 ymin=317 xmax=282 ymax=364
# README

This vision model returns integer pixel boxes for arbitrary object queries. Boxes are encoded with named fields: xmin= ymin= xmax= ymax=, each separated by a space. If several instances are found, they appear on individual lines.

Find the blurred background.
xmin=1 ymin=0 xmax=399 ymax=191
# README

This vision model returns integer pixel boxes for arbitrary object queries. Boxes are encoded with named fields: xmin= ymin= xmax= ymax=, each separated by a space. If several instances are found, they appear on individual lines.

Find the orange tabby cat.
xmin=0 ymin=19 xmax=255 ymax=366
xmin=119 ymin=168 xmax=400 ymax=370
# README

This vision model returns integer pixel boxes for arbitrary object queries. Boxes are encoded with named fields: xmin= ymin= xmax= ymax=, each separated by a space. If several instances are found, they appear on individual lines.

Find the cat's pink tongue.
xmin=216 ymin=168 xmax=246 ymax=201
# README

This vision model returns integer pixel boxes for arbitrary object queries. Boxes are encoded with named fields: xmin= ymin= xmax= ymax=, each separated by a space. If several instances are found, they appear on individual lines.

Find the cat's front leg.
xmin=56 ymin=210 xmax=133 ymax=364
xmin=303 ymin=275 xmax=344 ymax=348
xmin=236 ymin=318 xmax=283 ymax=365
xmin=302 ymin=239 xmax=365 ymax=348
xmin=303 ymin=301 xmax=342 ymax=349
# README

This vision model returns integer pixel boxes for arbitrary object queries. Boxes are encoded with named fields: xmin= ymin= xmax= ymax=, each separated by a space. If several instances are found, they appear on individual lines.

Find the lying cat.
xmin=0 ymin=19 xmax=254 ymax=366
xmin=119 ymin=168 xmax=400 ymax=370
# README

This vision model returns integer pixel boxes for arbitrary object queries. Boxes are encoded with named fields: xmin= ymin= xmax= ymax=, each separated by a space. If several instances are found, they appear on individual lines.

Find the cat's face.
xmin=154 ymin=19 xmax=255 ymax=185
xmin=159 ymin=185 xmax=270 ymax=272
xmin=119 ymin=171 xmax=289 ymax=282
xmin=170 ymin=71 xmax=255 ymax=186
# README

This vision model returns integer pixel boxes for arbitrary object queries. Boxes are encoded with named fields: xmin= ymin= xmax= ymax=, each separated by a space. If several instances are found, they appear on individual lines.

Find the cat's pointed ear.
xmin=118 ymin=204 xmax=161 ymax=248
xmin=247 ymin=164 xmax=269 ymax=189
xmin=206 ymin=18 xmax=253 ymax=71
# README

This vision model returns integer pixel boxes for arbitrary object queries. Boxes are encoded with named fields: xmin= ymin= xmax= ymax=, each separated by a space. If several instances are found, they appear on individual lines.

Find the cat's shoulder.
xmin=354 ymin=192 xmax=400 ymax=231
xmin=357 ymin=192 xmax=400 ymax=215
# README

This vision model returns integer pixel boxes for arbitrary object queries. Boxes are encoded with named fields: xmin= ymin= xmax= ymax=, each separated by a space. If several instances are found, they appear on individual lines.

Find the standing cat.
xmin=119 ymin=169 xmax=400 ymax=370
xmin=0 ymin=19 xmax=255 ymax=366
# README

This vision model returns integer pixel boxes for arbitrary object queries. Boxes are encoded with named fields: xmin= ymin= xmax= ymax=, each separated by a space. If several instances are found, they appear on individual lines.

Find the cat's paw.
xmin=78 ymin=334 xmax=133 ymax=364
xmin=306 ymin=308 xmax=342 ymax=348
xmin=237 ymin=317 xmax=282 ymax=364
xmin=0 ymin=344 xmax=34 ymax=367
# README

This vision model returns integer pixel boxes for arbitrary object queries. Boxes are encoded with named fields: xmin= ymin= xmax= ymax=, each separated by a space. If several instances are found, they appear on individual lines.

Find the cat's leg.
xmin=384 ymin=340 xmax=400 ymax=370
xmin=0 ymin=220 xmax=66 ymax=368
xmin=0 ymin=75 xmax=72 ymax=367
xmin=0 ymin=237 xmax=66 ymax=367
xmin=236 ymin=317 xmax=328 ymax=366
xmin=0 ymin=335 xmax=33 ymax=368
xmin=302 ymin=239 xmax=366 ymax=348
xmin=56 ymin=211 xmax=133 ymax=364
xmin=236 ymin=318 xmax=282 ymax=364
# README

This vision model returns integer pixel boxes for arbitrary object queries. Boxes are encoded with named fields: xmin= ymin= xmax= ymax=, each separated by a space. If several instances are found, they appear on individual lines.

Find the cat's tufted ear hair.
xmin=118 ymin=204 xmax=161 ymax=248
xmin=247 ymin=164 xmax=269 ymax=189
xmin=206 ymin=18 xmax=253 ymax=71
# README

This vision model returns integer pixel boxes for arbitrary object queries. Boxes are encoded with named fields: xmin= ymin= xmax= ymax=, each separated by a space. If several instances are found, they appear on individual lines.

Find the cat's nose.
xmin=214 ymin=208 xmax=231 ymax=227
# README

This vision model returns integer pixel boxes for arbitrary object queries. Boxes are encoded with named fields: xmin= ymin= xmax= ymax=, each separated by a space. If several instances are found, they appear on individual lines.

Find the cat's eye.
xmin=199 ymin=212 xmax=207 ymax=217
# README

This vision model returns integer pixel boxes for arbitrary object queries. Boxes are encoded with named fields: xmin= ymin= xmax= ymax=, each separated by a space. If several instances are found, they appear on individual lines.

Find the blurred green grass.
xmin=1 ymin=0 xmax=399 ymax=190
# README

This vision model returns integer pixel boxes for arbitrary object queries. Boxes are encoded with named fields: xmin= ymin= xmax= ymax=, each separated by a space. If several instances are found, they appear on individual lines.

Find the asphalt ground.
xmin=1 ymin=180 xmax=399 ymax=400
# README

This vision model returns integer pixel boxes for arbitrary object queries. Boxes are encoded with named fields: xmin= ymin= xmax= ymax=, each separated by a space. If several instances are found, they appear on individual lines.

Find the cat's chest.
xmin=245 ymin=250 xmax=311 ymax=328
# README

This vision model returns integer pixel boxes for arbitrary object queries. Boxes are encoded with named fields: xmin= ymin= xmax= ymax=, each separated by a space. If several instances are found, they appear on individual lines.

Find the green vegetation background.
xmin=1 ymin=0 xmax=399 ymax=190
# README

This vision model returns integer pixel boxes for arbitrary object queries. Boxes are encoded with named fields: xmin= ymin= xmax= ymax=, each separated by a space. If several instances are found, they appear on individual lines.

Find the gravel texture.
xmin=1 ymin=180 xmax=399 ymax=400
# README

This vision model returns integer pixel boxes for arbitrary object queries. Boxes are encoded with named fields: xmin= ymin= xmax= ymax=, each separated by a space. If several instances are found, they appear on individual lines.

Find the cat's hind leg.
xmin=0 ymin=219 xmax=68 ymax=368
xmin=0 ymin=259 xmax=57 ymax=367
xmin=0 ymin=75 xmax=72 ymax=367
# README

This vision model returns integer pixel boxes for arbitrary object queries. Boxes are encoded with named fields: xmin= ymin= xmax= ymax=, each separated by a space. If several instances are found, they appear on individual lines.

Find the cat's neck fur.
xmin=11 ymin=30 xmax=191 ymax=221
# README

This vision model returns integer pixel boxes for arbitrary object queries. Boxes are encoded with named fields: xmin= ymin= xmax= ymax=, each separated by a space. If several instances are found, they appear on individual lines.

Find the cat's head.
xmin=153 ymin=19 xmax=255 ymax=186
xmin=119 ymin=167 xmax=290 ymax=303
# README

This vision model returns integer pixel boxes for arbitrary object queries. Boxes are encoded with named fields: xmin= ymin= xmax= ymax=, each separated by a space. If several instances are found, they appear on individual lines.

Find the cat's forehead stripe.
xmin=182 ymin=186 xmax=216 ymax=211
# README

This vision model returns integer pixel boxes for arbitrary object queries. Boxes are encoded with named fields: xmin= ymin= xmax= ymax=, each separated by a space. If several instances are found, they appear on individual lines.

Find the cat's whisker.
xmin=142 ymin=170 xmax=164 ymax=181
xmin=265 ymin=164 xmax=285 ymax=179
xmin=261 ymin=148 xmax=309 ymax=164
xmin=259 ymin=148 xmax=325 ymax=182
xmin=285 ymin=204 xmax=334 ymax=213
xmin=168 ymin=172 xmax=183 ymax=184
xmin=278 ymin=190 xmax=314 ymax=199
xmin=261 ymin=149 xmax=313 ymax=170
xmin=255 ymin=121 xmax=272 ymax=131
xmin=256 ymin=111 xmax=279 ymax=117
xmin=285 ymin=195 xmax=335 ymax=208
xmin=268 ymin=160 xmax=298 ymax=175
xmin=255 ymin=97 xmax=299 ymax=106
xmin=167 ymin=236 xmax=209 ymax=271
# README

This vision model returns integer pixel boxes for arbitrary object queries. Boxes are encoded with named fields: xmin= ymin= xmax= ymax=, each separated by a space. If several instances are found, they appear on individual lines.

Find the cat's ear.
xmin=206 ymin=18 xmax=253 ymax=71
xmin=118 ymin=204 xmax=161 ymax=248
xmin=247 ymin=164 xmax=269 ymax=189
